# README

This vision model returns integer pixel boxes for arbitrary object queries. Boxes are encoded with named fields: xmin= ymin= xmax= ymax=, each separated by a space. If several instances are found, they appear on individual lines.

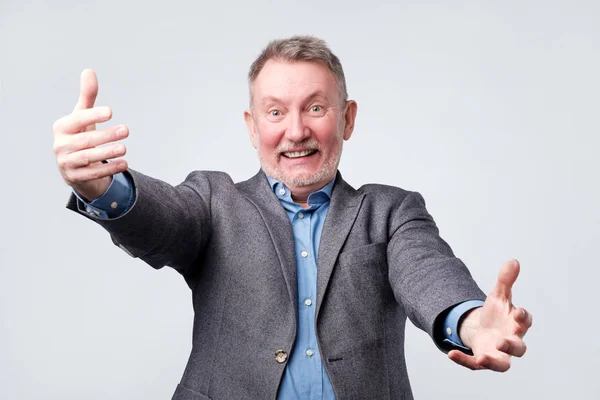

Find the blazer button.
xmin=275 ymin=349 xmax=288 ymax=363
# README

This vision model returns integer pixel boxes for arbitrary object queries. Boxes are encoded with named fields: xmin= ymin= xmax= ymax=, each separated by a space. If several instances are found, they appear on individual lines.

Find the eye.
xmin=270 ymin=110 xmax=282 ymax=117
xmin=310 ymin=105 xmax=322 ymax=113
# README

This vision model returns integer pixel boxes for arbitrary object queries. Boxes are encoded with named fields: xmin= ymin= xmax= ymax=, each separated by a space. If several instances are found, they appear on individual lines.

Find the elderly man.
xmin=53 ymin=36 xmax=532 ymax=400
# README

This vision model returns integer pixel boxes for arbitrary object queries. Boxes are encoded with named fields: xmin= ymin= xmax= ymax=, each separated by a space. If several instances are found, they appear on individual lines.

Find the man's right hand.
xmin=53 ymin=69 xmax=129 ymax=201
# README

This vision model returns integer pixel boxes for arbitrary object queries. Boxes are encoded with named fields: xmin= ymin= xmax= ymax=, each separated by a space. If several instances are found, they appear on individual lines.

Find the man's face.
xmin=244 ymin=60 xmax=357 ymax=194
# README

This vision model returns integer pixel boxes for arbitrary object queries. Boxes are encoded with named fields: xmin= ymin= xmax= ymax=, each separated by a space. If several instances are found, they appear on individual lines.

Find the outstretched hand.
xmin=448 ymin=260 xmax=532 ymax=372
xmin=53 ymin=69 xmax=129 ymax=201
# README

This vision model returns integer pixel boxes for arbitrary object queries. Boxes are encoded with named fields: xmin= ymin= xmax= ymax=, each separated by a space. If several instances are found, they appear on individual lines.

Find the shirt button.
xmin=304 ymin=299 xmax=312 ymax=306
xmin=446 ymin=327 xmax=452 ymax=335
xmin=298 ymin=212 xmax=304 ymax=219
xmin=110 ymin=201 xmax=118 ymax=209
xmin=301 ymin=250 xmax=308 ymax=258
xmin=279 ymin=188 xmax=286 ymax=196
xmin=306 ymin=349 xmax=314 ymax=357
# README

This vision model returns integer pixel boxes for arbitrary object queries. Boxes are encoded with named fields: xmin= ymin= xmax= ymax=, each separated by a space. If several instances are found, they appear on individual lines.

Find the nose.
xmin=284 ymin=111 xmax=311 ymax=142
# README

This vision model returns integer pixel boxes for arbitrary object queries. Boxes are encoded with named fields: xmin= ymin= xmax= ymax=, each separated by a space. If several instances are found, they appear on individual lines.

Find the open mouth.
xmin=281 ymin=149 xmax=318 ymax=159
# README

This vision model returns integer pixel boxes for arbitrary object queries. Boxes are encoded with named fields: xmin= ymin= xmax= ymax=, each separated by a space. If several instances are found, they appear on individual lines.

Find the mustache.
xmin=276 ymin=139 xmax=321 ymax=153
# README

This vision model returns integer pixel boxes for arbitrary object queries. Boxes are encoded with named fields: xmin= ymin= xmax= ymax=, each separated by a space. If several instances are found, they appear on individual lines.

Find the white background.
xmin=1 ymin=0 xmax=597 ymax=399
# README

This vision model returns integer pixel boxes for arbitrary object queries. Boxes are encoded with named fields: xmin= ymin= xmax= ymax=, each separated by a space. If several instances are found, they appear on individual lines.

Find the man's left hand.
xmin=448 ymin=259 xmax=533 ymax=372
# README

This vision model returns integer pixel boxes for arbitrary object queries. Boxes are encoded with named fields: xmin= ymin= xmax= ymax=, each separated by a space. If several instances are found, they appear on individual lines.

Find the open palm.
xmin=449 ymin=260 xmax=533 ymax=372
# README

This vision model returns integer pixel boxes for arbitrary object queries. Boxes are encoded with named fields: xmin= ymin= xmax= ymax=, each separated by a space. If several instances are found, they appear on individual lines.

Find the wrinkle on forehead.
xmin=252 ymin=60 xmax=339 ymax=107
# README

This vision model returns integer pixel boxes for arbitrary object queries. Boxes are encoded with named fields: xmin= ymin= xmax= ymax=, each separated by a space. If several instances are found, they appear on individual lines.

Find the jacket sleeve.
xmin=386 ymin=191 xmax=486 ymax=352
xmin=66 ymin=168 xmax=214 ymax=276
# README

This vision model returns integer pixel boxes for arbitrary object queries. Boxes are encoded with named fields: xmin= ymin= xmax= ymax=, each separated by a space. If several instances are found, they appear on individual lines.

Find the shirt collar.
xmin=266 ymin=173 xmax=336 ymax=207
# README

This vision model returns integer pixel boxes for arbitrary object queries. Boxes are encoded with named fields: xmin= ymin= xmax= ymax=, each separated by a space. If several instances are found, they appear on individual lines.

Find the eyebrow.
xmin=259 ymin=91 xmax=330 ymax=107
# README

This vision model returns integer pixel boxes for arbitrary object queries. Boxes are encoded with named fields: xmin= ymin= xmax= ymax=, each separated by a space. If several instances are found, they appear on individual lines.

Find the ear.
xmin=342 ymin=100 xmax=358 ymax=141
xmin=244 ymin=109 xmax=258 ymax=149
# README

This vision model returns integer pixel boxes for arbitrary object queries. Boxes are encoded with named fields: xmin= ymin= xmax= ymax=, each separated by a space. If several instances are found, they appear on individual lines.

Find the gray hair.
xmin=247 ymin=35 xmax=348 ymax=106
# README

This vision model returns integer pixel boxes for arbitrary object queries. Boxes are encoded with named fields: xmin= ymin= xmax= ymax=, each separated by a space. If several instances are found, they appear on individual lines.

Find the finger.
xmin=491 ymin=259 xmax=520 ymax=300
xmin=64 ymin=159 xmax=128 ymax=185
xmin=74 ymin=69 xmax=99 ymax=112
xmin=448 ymin=350 xmax=481 ymax=370
xmin=514 ymin=307 xmax=533 ymax=328
xmin=513 ymin=307 xmax=533 ymax=337
xmin=63 ymin=125 xmax=129 ymax=154
xmin=476 ymin=354 xmax=511 ymax=372
xmin=53 ymin=106 xmax=112 ymax=134
xmin=60 ymin=144 xmax=127 ymax=169
xmin=497 ymin=336 xmax=527 ymax=357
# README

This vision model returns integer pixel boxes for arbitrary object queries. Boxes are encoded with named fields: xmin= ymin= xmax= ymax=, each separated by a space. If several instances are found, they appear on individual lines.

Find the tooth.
xmin=283 ymin=150 xmax=315 ymax=158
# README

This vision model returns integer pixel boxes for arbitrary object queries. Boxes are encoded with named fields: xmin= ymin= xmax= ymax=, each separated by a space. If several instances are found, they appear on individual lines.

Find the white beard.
xmin=258 ymin=138 xmax=343 ymax=188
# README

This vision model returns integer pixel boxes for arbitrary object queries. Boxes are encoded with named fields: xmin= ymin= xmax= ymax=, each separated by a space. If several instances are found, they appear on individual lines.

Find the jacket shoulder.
xmin=173 ymin=170 xmax=238 ymax=197
xmin=181 ymin=170 xmax=235 ymax=186
xmin=357 ymin=182 xmax=417 ymax=205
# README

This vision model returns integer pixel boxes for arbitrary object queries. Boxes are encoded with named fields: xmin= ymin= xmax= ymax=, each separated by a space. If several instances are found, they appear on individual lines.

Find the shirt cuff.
xmin=73 ymin=172 xmax=135 ymax=219
xmin=442 ymin=300 xmax=485 ymax=353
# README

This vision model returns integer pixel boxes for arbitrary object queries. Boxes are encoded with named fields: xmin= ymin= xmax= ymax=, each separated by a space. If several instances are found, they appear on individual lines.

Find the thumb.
xmin=73 ymin=68 xmax=98 ymax=112
xmin=491 ymin=259 xmax=520 ymax=300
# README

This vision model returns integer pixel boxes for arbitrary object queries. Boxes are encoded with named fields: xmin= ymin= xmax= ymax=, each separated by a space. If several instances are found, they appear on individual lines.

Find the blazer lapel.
xmin=237 ymin=170 xmax=298 ymax=314
xmin=316 ymin=172 xmax=365 ymax=320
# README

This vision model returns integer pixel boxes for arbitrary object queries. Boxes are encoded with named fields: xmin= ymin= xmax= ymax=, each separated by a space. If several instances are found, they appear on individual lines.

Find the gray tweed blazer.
xmin=67 ymin=169 xmax=485 ymax=400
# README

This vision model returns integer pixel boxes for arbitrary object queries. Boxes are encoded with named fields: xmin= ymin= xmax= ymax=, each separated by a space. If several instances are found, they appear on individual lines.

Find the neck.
xmin=289 ymin=185 xmax=319 ymax=207
xmin=292 ymin=198 xmax=311 ymax=209
xmin=288 ymin=178 xmax=333 ymax=209
xmin=264 ymin=170 xmax=337 ymax=208
xmin=290 ymin=187 xmax=316 ymax=209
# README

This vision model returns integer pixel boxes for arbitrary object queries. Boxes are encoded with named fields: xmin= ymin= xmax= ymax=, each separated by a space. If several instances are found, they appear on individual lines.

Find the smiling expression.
xmin=244 ymin=59 xmax=357 ymax=198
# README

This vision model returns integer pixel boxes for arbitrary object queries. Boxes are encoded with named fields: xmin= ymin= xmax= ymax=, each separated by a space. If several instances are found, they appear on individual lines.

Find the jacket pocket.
xmin=338 ymin=241 xmax=387 ymax=268
xmin=172 ymin=384 xmax=212 ymax=400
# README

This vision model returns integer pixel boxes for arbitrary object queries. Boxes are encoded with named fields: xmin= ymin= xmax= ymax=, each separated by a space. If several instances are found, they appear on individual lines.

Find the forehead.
xmin=252 ymin=59 xmax=338 ymax=104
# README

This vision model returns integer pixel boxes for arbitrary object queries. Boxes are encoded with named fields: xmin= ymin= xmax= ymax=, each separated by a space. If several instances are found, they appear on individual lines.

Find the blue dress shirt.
xmin=266 ymin=175 xmax=337 ymax=399
xmin=73 ymin=172 xmax=135 ymax=219
xmin=75 ymin=172 xmax=484 ymax=398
